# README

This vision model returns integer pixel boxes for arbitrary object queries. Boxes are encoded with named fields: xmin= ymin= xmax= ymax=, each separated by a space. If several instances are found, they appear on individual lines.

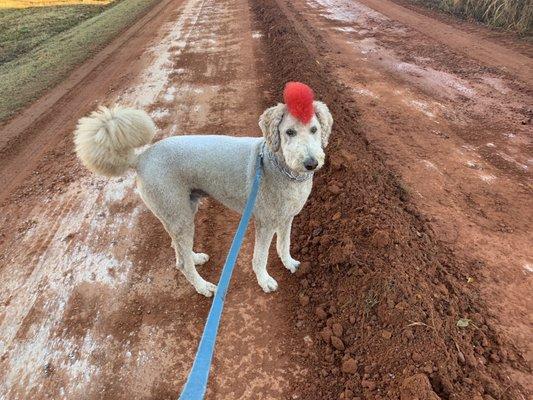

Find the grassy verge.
xmin=0 ymin=1 xmax=115 ymax=65
xmin=0 ymin=0 xmax=160 ymax=122
xmin=413 ymin=0 xmax=532 ymax=34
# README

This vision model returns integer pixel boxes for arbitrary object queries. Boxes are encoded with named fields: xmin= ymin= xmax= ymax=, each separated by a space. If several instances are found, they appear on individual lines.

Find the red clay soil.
xmin=0 ymin=0 xmax=530 ymax=398
xmin=250 ymin=0 xmax=530 ymax=399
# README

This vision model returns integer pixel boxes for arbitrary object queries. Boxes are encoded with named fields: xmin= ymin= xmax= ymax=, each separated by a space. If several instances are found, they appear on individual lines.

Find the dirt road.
xmin=0 ymin=0 xmax=531 ymax=399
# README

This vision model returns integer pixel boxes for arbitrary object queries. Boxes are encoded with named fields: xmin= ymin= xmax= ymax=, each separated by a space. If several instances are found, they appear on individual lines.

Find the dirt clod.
xmin=296 ymin=261 xmax=311 ymax=277
xmin=331 ymin=336 xmax=345 ymax=351
xmin=381 ymin=330 xmax=392 ymax=339
xmin=361 ymin=379 xmax=377 ymax=391
xmin=315 ymin=306 xmax=327 ymax=320
xmin=299 ymin=294 xmax=310 ymax=307
xmin=332 ymin=323 xmax=343 ymax=337
xmin=370 ymin=230 xmax=390 ymax=248
xmin=341 ymin=358 xmax=358 ymax=374
xmin=321 ymin=327 xmax=333 ymax=343
xmin=400 ymin=374 xmax=441 ymax=400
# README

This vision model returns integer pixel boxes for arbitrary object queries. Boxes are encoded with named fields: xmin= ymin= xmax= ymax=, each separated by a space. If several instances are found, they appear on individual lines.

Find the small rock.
xmin=332 ymin=323 xmax=343 ymax=337
xmin=349 ymin=315 xmax=356 ymax=324
xmin=328 ymin=184 xmax=341 ymax=194
xmin=400 ymin=374 xmax=441 ymax=400
xmin=299 ymin=294 xmax=310 ymax=307
xmin=331 ymin=336 xmax=345 ymax=351
xmin=315 ymin=307 xmax=327 ymax=320
xmin=422 ymin=364 xmax=433 ymax=374
xmin=412 ymin=352 xmax=424 ymax=363
xmin=320 ymin=327 xmax=332 ymax=343
xmin=303 ymin=335 xmax=313 ymax=348
xmin=466 ymin=161 xmax=480 ymax=170
xmin=296 ymin=262 xmax=311 ymax=277
xmin=361 ymin=380 xmax=376 ymax=391
xmin=381 ymin=330 xmax=392 ymax=339
xmin=332 ymin=212 xmax=342 ymax=221
xmin=395 ymin=301 xmax=408 ymax=310
xmin=341 ymin=357 xmax=357 ymax=374
xmin=370 ymin=230 xmax=390 ymax=248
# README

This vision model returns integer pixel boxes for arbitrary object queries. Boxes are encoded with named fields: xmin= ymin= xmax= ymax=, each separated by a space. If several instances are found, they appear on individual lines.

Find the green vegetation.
xmin=0 ymin=0 xmax=160 ymax=122
xmin=0 ymin=3 xmax=113 ymax=64
xmin=416 ymin=0 xmax=532 ymax=34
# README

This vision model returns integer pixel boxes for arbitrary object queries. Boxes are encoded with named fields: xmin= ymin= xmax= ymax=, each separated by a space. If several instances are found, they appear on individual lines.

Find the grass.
xmin=0 ymin=2 xmax=115 ymax=64
xmin=0 ymin=1 xmax=113 ymax=7
xmin=414 ymin=0 xmax=533 ymax=34
xmin=0 ymin=0 xmax=160 ymax=122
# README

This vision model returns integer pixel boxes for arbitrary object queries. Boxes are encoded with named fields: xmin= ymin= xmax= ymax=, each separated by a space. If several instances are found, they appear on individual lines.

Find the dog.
xmin=74 ymin=82 xmax=333 ymax=297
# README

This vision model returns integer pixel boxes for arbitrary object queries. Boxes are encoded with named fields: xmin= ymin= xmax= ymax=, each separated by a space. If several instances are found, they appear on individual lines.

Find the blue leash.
xmin=178 ymin=146 xmax=264 ymax=400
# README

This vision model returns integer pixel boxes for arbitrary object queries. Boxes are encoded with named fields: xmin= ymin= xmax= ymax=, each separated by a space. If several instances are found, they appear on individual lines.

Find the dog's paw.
xmin=258 ymin=274 xmax=278 ymax=293
xmin=193 ymin=252 xmax=210 ymax=266
xmin=282 ymin=257 xmax=300 ymax=273
xmin=195 ymin=280 xmax=217 ymax=297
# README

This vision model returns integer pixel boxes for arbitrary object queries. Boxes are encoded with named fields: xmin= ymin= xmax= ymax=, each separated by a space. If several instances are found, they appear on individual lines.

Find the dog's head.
xmin=259 ymin=83 xmax=333 ymax=174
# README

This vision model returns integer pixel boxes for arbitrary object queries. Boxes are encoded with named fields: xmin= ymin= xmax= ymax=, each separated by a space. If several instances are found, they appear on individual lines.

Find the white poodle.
xmin=74 ymin=82 xmax=333 ymax=297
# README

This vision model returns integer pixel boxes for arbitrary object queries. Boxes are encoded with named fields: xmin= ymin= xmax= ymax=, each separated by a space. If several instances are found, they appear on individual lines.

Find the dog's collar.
xmin=261 ymin=141 xmax=314 ymax=183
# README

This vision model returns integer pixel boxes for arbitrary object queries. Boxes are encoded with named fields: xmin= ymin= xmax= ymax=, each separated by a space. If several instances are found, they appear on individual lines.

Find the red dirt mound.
xmin=250 ymin=0 xmax=529 ymax=399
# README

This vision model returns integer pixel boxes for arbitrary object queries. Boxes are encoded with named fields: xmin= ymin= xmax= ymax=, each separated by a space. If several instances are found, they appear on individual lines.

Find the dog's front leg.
xmin=253 ymin=221 xmax=278 ymax=293
xmin=276 ymin=218 xmax=300 ymax=273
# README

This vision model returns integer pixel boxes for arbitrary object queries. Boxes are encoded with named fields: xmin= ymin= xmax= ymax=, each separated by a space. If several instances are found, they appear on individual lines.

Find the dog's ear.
xmin=259 ymin=103 xmax=285 ymax=152
xmin=314 ymin=101 xmax=333 ymax=148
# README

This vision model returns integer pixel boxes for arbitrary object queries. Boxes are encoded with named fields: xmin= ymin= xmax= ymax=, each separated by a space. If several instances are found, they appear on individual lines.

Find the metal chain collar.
xmin=262 ymin=140 xmax=314 ymax=182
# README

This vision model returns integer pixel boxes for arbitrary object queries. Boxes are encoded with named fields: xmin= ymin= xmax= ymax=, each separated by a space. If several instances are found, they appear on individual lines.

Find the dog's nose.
xmin=304 ymin=158 xmax=319 ymax=171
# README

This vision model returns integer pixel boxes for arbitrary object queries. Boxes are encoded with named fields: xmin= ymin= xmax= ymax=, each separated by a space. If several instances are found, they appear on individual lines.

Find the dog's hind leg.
xmin=276 ymin=218 xmax=300 ymax=273
xmin=138 ymin=184 xmax=215 ymax=297
xmin=252 ymin=220 xmax=278 ymax=293
xmin=189 ymin=191 xmax=209 ymax=266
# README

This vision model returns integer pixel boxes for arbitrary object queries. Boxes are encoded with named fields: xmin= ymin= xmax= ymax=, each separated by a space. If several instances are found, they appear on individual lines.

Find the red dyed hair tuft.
xmin=283 ymin=82 xmax=314 ymax=124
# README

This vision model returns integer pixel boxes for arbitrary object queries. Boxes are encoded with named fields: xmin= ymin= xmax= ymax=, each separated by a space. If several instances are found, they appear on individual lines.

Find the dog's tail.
xmin=74 ymin=105 xmax=156 ymax=177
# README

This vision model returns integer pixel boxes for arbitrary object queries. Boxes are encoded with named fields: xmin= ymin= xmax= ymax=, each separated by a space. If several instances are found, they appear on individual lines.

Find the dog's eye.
xmin=286 ymin=129 xmax=296 ymax=137
xmin=310 ymin=126 xmax=318 ymax=134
